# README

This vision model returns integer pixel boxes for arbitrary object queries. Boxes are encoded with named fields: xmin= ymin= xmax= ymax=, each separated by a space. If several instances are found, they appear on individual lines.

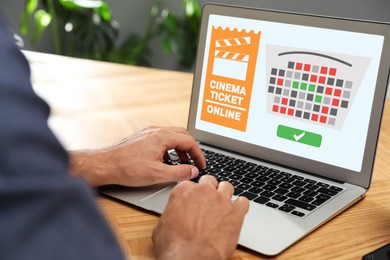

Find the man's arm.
xmin=0 ymin=17 xmax=124 ymax=260
xmin=69 ymin=126 xmax=206 ymax=187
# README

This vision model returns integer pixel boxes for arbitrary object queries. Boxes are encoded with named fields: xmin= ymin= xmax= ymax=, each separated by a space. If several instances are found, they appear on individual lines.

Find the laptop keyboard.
xmin=168 ymin=148 xmax=345 ymax=218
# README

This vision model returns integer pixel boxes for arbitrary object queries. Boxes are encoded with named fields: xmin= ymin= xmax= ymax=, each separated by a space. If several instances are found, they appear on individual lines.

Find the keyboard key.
xmin=304 ymin=184 xmax=319 ymax=190
xmin=299 ymin=195 xmax=314 ymax=203
xmin=248 ymin=187 xmax=263 ymax=194
xmin=240 ymin=177 xmax=254 ymax=184
xmin=236 ymin=164 xmax=247 ymax=170
xmin=240 ymin=191 xmax=258 ymax=200
xmin=256 ymin=176 xmax=270 ymax=182
xmin=304 ymin=178 xmax=317 ymax=184
xmin=237 ymin=183 xmax=251 ymax=190
xmin=223 ymin=166 xmax=236 ymax=172
xmin=233 ymin=188 xmax=244 ymax=196
xmin=273 ymin=194 xmax=288 ymax=202
xmin=244 ymin=165 xmax=256 ymax=171
xmin=291 ymin=186 xmax=305 ymax=193
xmin=229 ymin=174 xmax=241 ymax=181
xmin=256 ymin=169 xmax=269 ymax=176
xmin=292 ymin=180 xmax=307 ymax=187
xmin=285 ymin=199 xmax=317 ymax=211
xmin=274 ymin=188 xmax=289 ymax=195
xmin=312 ymin=198 xmax=327 ymax=206
xmin=256 ymin=165 xmax=269 ymax=171
xmin=228 ymin=180 xmax=240 ymax=187
xmin=269 ymin=173 xmax=283 ymax=180
xmin=318 ymin=187 xmax=338 ymax=196
xmin=278 ymin=204 xmax=295 ymax=212
xmin=265 ymin=202 xmax=279 ymax=208
xmin=235 ymin=159 xmax=246 ymax=164
xmin=260 ymin=190 xmax=275 ymax=198
xmin=234 ymin=169 xmax=248 ymax=175
xmin=208 ymin=167 xmax=221 ymax=174
xmin=267 ymin=169 xmax=280 ymax=174
xmin=206 ymin=161 xmax=217 ymax=167
xmin=251 ymin=181 xmax=265 ymax=188
xmin=303 ymin=190 xmax=319 ymax=197
xmin=268 ymin=179 xmax=282 ymax=186
xmin=291 ymin=211 xmax=305 ymax=217
xmin=217 ymin=176 xmax=229 ymax=182
xmin=225 ymin=161 xmax=237 ymax=166
xmin=281 ymin=177 xmax=295 ymax=183
xmin=279 ymin=171 xmax=292 ymax=177
xmin=245 ymin=162 xmax=257 ymax=167
xmin=286 ymin=191 xmax=301 ymax=199
xmin=279 ymin=183 xmax=294 ymax=189
xmin=263 ymin=184 xmax=277 ymax=191
xmin=317 ymin=182 xmax=330 ymax=188
xmin=245 ymin=172 xmax=258 ymax=179
xmin=330 ymin=186 xmax=343 ymax=192
xmin=216 ymin=157 xmax=230 ymax=164
xmin=292 ymin=175 xmax=304 ymax=180
xmin=316 ymin=194 xmax=331 ymax=201
xmin=199 ymin=169 xmax=208 ymax=176
xmin=254 ymin=196 xmax=270 ymax=204
xmin=219 ymin=171 xmax=233 ymax=177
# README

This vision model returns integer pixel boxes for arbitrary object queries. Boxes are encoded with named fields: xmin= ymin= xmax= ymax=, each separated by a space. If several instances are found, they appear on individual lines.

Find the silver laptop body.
xmin=101 ymin=4 xmax=390 ymax=255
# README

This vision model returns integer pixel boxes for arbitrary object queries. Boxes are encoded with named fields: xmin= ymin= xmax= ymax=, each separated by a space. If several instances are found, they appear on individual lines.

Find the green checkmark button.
xmin=277 ymin=125 xmax=322 ymax=148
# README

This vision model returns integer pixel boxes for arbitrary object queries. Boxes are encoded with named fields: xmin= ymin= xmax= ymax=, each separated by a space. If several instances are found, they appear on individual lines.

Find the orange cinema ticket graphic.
xmin=201 ymin=26 xmax=261 ymax=131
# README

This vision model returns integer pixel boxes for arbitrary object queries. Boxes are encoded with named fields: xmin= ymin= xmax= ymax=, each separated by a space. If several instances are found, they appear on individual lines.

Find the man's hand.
xmin=152 ymin=175 xmax=249 ymax=260
xmin=69 ymin=126 xmax=206 ymax=187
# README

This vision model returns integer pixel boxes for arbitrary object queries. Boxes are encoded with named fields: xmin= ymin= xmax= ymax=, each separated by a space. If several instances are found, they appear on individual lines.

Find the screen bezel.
xmin=187 ymin=3 xmax=390 ymax=189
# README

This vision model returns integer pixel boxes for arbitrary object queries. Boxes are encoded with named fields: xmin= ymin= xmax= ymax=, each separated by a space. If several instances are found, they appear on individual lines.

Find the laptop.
xmin=100 ymin=4 xmax=390 ymax=256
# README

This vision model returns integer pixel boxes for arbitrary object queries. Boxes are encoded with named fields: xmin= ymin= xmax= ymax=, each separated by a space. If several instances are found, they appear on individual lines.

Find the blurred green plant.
xmin=21 ymin=0 xmax=119 ymax=60
xmin=20 ymin=0 xmax=201 ymax=68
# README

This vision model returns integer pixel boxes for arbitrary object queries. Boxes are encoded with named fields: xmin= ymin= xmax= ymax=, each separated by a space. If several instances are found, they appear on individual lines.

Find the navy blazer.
xmin=0 ymin=16 xmax=124 ymax=260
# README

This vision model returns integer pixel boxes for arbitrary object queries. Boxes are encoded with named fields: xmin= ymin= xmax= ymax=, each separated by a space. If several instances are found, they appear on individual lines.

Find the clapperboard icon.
xmin=212 ymin=36 xmax=251 ymax=81
xmin=266 ymin=45 xmax=371 ymax=129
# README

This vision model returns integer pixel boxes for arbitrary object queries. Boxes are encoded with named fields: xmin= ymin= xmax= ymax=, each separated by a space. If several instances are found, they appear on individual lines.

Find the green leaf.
xmin=31 ymin=9 xmax=52 ymax=46
xmin=20 ymin=0 xmax=39 ymax=35
xmin=20 ymin=11 xmax=30 ymax=35
xmin=26 ymin=0 xmax=38 ymax=14
xmin=184 ymin=0 xmax=200 ymax=18
xmin=150 ymin=1 xmax=160 ymax=17
xmin=161 ymin=33 xmax=172 ymax=54
xmin=161 ymin=10 xmax=178 ymax=32
xmin=98 ymin=2 xmax=112 ymax=21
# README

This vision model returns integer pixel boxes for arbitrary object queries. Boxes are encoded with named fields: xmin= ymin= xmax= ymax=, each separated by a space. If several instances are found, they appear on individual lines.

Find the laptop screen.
xmin=194 ymin=12 xmax=384 ymax=172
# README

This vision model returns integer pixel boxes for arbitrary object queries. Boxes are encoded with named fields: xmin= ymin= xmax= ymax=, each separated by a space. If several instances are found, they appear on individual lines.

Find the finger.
xmin=187 ymin=147 xmax=206 ymax=170
xmin=163 ymin=132 xmax=206 ymax=170
xmin=160 ymin=164 xmax=199 ymax=182
xmin=198 ymin=175 xmax=218 ymax=188
xmin=171 ymin=179 xmax=196 ymax=195
xmin=233 ymin=196 xmax=250 ymax=216
xmin=217 ymin=181 xmax=234 ymax=198
xmin=175 ymin=149 xmax=189 ymax=162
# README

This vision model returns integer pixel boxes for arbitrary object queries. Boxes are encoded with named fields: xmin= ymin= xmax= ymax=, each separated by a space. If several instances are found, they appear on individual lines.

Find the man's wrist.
xmin=69 ymin=150 xmax=111 ymax=187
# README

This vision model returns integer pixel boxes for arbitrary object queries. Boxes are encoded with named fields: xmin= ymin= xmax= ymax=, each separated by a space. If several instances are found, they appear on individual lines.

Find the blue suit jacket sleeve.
xmin=0 ymin=18 xmax=125 ymax=260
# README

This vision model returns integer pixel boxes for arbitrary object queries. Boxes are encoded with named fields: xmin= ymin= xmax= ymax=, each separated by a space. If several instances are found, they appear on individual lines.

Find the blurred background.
xmin=1 ymin=0 xmax=389 ymax=71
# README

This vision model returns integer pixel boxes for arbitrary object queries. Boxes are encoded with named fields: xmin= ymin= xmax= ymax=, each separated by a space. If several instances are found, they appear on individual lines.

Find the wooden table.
xmin=26 ymin=51 xmax=390 ymax=259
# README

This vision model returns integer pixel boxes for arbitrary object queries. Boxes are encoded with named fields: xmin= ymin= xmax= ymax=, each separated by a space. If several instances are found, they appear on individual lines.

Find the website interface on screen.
xmin=195 ymin=14 xmax=384 ymax=172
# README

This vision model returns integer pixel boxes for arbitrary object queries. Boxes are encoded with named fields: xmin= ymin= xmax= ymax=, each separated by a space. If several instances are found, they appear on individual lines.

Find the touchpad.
xmin=141 ymin=185 xmax=175 ymax=214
